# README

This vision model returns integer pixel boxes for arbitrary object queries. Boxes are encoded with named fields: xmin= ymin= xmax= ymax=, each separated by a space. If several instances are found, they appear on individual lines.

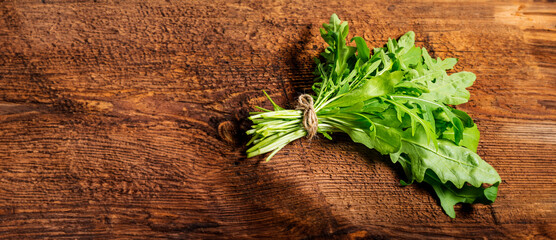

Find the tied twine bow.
xmin=296 ymin=94 xmax=318 ymax=139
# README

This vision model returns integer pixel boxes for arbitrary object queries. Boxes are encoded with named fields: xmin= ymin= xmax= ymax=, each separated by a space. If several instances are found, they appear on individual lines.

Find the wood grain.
xmin=0 ymin=0 xmax=555 ymax=239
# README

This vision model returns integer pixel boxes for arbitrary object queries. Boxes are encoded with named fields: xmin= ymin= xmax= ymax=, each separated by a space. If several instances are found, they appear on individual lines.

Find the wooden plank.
xmin=0 ymin=0 xmax=554 ymax=239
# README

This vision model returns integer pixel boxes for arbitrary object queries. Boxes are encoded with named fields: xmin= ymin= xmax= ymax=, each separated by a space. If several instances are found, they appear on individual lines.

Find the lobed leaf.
xmin=400 ymin=127 xmax=500 ymax=189
xmin=421 ymin=71 xmax=476 ymax=105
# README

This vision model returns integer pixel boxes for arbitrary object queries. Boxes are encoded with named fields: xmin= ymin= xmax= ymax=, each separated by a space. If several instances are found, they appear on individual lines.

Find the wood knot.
xmin=218 ymin=121 xmax=237 ymax=144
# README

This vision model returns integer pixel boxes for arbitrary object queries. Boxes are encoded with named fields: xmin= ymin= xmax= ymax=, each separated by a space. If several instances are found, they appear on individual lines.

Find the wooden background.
xmin=1 ymin=0 xmax=555 ymax=239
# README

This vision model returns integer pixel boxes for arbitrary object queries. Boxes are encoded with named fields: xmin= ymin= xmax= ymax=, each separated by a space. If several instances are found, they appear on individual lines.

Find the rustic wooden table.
xmin=1 ymin=1 xmax=555 ymax=239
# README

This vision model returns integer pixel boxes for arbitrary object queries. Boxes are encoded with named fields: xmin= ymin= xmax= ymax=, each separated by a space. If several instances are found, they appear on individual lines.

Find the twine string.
xmin=296 ymin=94 xmax=318 ymax=139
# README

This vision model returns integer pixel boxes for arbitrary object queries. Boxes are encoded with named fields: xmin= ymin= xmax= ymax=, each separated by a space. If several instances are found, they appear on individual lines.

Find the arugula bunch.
xmin=246 ymin=14 xmax=500 ymax=218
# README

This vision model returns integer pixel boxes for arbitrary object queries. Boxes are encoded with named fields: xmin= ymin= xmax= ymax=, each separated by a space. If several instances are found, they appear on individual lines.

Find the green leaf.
xmin=437 ymin=58 xmax=458 ymax=70
xmin=339 ymin=101 xmax=365 ymax=112
xmin=321 ymin=131 xmax=333 ymax=140
xmin=390 ymin=95 xmax=465 ymax=144
xmin=425 ymin=170 xmax=498 ymax=218
xmin=340 ymin=122 xmax=402 ymax=155
xmin=352 ymin=36 xmax=370 ymax=62
xmin=327 ymin=71 xmax=402 ymax=108
xmin=421 ymin=48 xmax=458 ymax=72
xmin=421 ymin=72 xmax=477 ymax=105
xmin=387 ymin=38 xmax=397 ymax=54
xmin=398 ymin=47 xmax=422 ymax=70
xmin=394 ymin=81 xmax=429 ymax=95
xmin=362 ymin=98 xmax=390 ymax=113
xmin=396 ymin=31 xmax=415 ymax=52
xmin=371 ymin=123 xmax=403 ymax=154
xmin=450 ymin=108 xmax=474 ymax=128
xmin=263 ymin=90 xmax=284 ymax=111
xmin=400 ymin=127 xmax=500 ymax=189
xmin=384 ymin=97 xmax=437 ymax=146
xmin=443 ymin=124 xmax=480 ymax=152
xmin=393 ymin=154 xmax=499 ymax=218
xmin=370 ymin=107 xmax=403 ymax=129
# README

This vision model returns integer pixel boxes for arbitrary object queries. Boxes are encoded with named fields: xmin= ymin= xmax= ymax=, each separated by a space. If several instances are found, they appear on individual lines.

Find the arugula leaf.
xmin=421 ymin=72 xmax=477 ymax=105
xmin=352 ymin=36 xmax=370 ymax=62
xmin=327 ymin=71 xmax=402 ymax=108
xmin=391 ymin=154 xmax=498 ymax=218
xmin=429 ymin=179 xmax=499 ymax=218
xmin=443 ymin=124 xmax=480 ymax=152
xmin=390 ymin=95 xmax=465 ymax=145
xmin=336 ymin=123 xmax=402 ymax=155
xmin=399 ymin=127 xmax=500 ymax=189
xmin=383 ymin=97 xmax=437 ymax=146
xmin=398 ymin=47 xmax=422 ymax=70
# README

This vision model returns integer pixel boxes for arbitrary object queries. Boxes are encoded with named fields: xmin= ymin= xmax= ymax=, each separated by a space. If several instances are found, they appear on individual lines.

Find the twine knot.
xmin=296 ymin=94 xmax=318 ymax=139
